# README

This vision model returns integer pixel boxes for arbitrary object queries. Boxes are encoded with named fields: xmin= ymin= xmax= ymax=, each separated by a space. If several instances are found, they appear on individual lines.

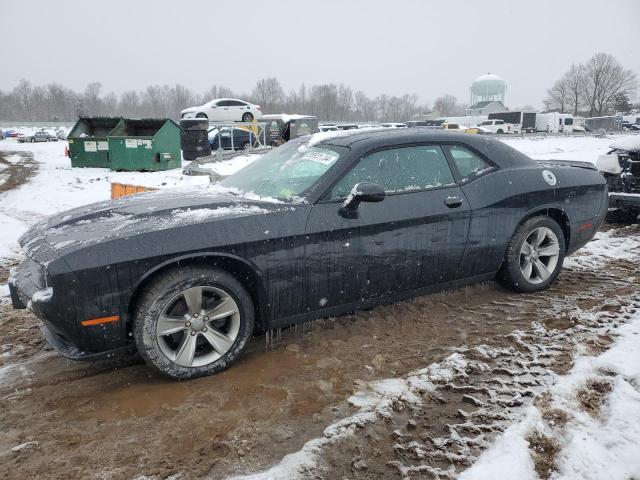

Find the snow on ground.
xmin=460 ymin=310 xmax=640 ymax=480
xmin=565 ymin=227 xmax=640 ymax=270
xmin=500 ymin=134 xmax=636 ymax=164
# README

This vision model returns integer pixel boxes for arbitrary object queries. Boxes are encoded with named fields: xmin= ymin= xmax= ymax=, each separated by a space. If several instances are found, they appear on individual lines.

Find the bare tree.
xmin=545 ymin=77 xmax=570 ymax=112
xmin=251 ymin=77 xmax=284 ymax=112
xmin=119 ymin=90 xmax=140 ymax=116
xmin=564 ymin=63 xmax=586 ymax=116
xmin=354 ymin=91 xmax=377 ymax=122
xmin=83 ymin=82 xmax=103 ymax=116
xmin=583 ymin=53 xmax=637 ymax=116
xmin=14 ymin=79 xmax=33 ymax=121
xmin=433 ymin=94 xmax=458 ymax=116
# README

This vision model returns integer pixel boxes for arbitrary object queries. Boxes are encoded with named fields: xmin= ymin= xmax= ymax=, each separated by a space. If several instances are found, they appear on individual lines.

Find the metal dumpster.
xmin=107 ymin=118 xmax=181 ymax=171
xmin=67 ymin=117 xmax=121 ymax=168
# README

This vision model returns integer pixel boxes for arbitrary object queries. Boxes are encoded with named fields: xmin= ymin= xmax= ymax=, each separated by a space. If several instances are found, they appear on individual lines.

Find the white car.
xmin=477 ymin=119 xmax=515 ymax=134
xmin=180 ymin=98 xmax=262 ymax=122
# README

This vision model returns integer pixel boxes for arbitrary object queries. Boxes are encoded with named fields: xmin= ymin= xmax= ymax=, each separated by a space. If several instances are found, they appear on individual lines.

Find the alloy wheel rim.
xmin=519 ymin=227 xmax=560 ymax=284
xmin=156 ymin=286 xmax=241 ymax=367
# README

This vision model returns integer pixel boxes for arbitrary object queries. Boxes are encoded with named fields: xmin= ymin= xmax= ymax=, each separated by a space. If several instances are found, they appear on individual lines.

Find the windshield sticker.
xmin=301 ymin=150 xmax=338 ymax=165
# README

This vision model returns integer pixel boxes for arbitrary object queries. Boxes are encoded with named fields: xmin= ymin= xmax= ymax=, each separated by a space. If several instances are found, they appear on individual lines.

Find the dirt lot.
xmin=0 ymin=218 xmax=638 ymax=479
xmin=0 ymin=150 xmax=38 ymax=193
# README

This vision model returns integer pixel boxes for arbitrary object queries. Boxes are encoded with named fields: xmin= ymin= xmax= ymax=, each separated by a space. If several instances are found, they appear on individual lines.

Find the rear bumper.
xmin=609 ymin=192 xmax=640 ymax=209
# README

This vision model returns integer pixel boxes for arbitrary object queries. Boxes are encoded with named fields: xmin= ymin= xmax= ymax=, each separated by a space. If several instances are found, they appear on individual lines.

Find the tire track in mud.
xmin=296 ymin=267 xmax=640 ymax=479
xmin=0 ymin=151 xmax=37 ymax=194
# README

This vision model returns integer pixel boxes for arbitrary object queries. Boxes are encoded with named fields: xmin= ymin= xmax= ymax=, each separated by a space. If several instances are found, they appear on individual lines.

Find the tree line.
xmin=544 ymin=53 xmax=637 ymax=116
xmin=0 ymin=78 xmax=444 ymax=123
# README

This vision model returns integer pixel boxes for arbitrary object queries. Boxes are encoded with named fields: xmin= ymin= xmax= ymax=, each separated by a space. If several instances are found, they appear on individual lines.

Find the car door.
xmin=442 ymin=143 xmax=503 ymax=277
xmin=214 ymin=100 xmax=231 ymax=121
xmin=304 ymin=144 xmax=471 ymax=310
xmin=227 ymin=100 xmax=247 ymax=121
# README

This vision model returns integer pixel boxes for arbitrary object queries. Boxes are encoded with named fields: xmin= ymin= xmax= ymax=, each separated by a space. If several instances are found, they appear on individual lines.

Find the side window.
xmin=447 ymin=145 xmax=494 ymax=180
xmin=227 ymin=100 xmax=244 ymax=106
xmin=331 ymin=145 xmax=455 ymax=199
xmin=217 ymin=100 xmax=230 ymax=107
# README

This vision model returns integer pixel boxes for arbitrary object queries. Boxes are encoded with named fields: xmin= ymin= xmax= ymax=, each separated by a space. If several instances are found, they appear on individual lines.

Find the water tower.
xmin=470 ymin=73 xmax=507 ymax=104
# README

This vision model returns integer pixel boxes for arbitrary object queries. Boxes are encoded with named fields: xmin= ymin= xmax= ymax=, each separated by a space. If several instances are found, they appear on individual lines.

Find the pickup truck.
xmin=476 ymin=119 xmax=516 ymax=134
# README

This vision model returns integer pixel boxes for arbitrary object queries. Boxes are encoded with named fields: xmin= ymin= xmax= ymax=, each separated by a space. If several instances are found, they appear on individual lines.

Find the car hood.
xmin=19 ymin=185 xmax=292 ymax=262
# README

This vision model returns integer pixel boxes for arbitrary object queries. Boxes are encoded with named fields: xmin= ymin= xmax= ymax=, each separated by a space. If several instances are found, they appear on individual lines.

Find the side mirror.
xmin=340 ymin=182 xmax=385 ymax=217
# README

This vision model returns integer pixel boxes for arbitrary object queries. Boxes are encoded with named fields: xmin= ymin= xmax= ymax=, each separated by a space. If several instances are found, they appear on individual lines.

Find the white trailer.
xmin=536 ymin=112 xmax=574 ymax=133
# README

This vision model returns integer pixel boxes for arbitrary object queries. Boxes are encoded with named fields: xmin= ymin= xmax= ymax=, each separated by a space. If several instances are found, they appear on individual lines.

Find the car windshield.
xmin=219 ymin=140 xmax=341 ymax=201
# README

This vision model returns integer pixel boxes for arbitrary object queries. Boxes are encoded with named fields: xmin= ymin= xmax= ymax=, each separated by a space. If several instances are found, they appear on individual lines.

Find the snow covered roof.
xmin=610 ymin=136 xmax=640 ymax=152
xmin=473 ymin=73 xmax=505 ymax=85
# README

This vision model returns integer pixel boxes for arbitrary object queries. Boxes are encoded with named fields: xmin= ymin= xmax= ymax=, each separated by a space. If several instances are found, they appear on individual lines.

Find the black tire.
xmin=195 ymin=113 xmax=208 ymax=119
xmin=496 ymin=129 xmax=504 ymax=134
xmin=241 ymin=141 xmax=250 ymax=150
xmin=133 ymin=266 xmax=254 ymax=380
xmin=242 ymin=112 xmax=254 ymax=122
xmin=497 ymin=216 xmax=566 ymax=293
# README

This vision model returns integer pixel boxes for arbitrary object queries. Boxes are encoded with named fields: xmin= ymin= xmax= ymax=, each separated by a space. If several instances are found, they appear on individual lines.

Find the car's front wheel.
xmin=196 ymin=113 xmax=208 ymax=119
xmin=498 ymin=216 xmax=565 ymax=293
xmin=133 ymin=266 xmax=254 ymax=379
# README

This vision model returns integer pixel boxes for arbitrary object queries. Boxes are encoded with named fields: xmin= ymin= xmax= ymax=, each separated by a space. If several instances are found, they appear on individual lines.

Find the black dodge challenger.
xmin=10 ymin=130 xmax=607 ymax=379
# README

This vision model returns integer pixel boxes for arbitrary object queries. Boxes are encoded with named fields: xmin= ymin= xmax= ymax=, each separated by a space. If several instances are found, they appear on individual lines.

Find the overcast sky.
xmin=1 ymin=0 xmax=638 ymax=108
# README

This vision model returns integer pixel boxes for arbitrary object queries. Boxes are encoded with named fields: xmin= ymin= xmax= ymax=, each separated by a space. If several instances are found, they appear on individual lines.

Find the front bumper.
xmin=10 ymin=255 xmax=130 ymax=359
xmin=609 ymin=192 xmax=640 ymax=209
xmin=40 ymin=321 xmax=134 ymax=361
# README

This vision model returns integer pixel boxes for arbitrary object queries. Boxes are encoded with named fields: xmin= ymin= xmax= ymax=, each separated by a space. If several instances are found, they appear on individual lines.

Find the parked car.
xmin=208 ymin=127 xmax=255 ymax=150
xmin=319 ymin=125 xmax=339 ymax=132
xmin=595 ymin=136 xmax=640 ymax=222
xmin=441 ymin=123 xmax=467 ymax=131
xmin=17 ymin=131 xmax=50 ymax=143
xmin=10 ymin=130 xmax=607 ymax=379
xmin=477 ymin=119 xmax=513 ymax=134
xmin=46 ymin=131 xmax=58 ymax=142
xmin=380 ymin=122 xmax=407 ymax=128
xmin=181 ymin=98 xmax=262 ymax=122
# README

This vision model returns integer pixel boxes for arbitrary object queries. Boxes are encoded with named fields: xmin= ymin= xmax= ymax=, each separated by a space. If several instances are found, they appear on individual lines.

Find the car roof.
xmin=314 ymin=129 xmax=535 ymax=169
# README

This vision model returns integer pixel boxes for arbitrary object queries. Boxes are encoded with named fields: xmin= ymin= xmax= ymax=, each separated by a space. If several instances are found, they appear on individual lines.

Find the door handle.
xmin=444 ymin=196 xmax=463 ymax=208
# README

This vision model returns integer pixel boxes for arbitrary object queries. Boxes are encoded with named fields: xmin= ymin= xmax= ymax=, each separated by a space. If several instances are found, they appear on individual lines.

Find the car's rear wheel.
xmin=196 ymin=113 xmax=208 ymax=119
xmin=242 ymin=112 xmax=254 ymax=122
xmin=133 ymin=266 xmax=254 ymax=379
xmin=496 ymin=129 xmax=504 ymax=134
xmin=498 ymin=216 xmax=565 ymax=293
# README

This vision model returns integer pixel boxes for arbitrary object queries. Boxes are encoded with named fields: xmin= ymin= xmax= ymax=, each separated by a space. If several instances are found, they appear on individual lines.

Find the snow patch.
xmin=171 ymin=205 xmax=268 ymax=221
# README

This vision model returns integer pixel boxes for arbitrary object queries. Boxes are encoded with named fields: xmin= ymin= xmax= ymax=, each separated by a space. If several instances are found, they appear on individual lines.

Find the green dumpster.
xmin=67 ymin=117 xmax=121 ymax=168
xmin=107 ymin=118 xmax=181 ymax=171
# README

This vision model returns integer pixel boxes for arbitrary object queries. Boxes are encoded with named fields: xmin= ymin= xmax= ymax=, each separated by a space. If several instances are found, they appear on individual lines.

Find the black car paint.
xmin=10 ymin=131 xmax=608 ymax=360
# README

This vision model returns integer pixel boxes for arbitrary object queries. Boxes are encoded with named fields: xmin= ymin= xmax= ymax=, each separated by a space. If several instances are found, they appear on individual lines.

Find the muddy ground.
xmin=1 ymin=224 xmax=638 ymax=480
xmin=0 ymin=150 xmax=37 ymax=193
